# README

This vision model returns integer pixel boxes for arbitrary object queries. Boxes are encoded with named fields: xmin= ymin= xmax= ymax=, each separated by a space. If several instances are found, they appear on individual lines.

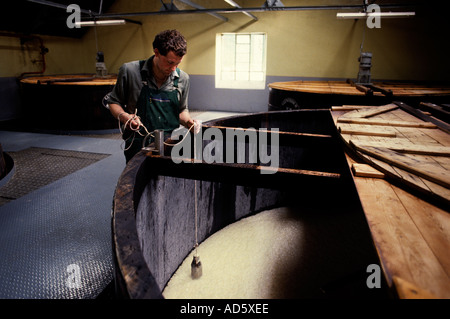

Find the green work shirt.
xmin=105 ymin=55 xmax=190 ymax=114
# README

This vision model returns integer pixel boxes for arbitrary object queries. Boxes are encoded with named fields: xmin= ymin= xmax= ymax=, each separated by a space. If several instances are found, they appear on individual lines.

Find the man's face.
xmin=154 ymin=49 xmax=183 ymax=77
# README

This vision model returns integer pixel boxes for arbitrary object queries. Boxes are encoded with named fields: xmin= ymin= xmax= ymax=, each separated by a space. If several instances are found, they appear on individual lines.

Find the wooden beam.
xmin=419 ymin=102 xmax=450 ymax=123
xmin=350 ymin=140 xmax=450 ymax=157
xmin=331 ymin=105 xmax=376 ymax=111
xmin=338 ymin=126 xmax=396 ymax=137
xmin=150 ymin=154 xmax=341 ymax=179
xmin=350 ymin=142 xmax=450 ymax=189
xmin=367 ymin=84 xmax=393 ymax=97
xmin=346 ymin=78 xmax=373 ymax=95
xmin=394 ymin=101 xmax=450 ymax=134
xmin=202 ymin=125 xmax=333 ymax=139
xmin=352 ymin=163 xmax=385 ymax=178
xmin=337 ymin=117 xmax=437 ymax=129
xmin=201 ymin=125 xmax=336 ymax=148
xmin=393 ymin=276 xmax=439 ymax=299
xmin=347 ymin=104 xmax=399 ymax=119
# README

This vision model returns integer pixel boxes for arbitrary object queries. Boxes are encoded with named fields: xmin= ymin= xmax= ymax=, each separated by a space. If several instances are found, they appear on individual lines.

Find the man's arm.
xmin=180 ymin=110 xmax=201 ymax=134
xmin=179 ymin=109 xmax=195 ymax=129
xmin=105 ymin=62 xmax=142 ymax=129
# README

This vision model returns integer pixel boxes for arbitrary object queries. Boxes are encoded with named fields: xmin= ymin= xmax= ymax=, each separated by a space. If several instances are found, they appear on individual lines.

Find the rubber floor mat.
xmin=0 ymin=146 xmax=114 ymax=299
xmin=0 ymin=147 xmax=110 ymax=206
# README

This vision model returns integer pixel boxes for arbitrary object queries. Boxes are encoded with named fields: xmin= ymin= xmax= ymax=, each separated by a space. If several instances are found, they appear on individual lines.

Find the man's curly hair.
xmin=153 ymin=29 xmax=187 ymax=57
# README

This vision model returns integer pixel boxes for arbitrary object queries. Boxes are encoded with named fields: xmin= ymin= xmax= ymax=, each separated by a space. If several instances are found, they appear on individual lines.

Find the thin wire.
xmin=193 ymin=129 xmax=199 ymax=257
xmin=99 ymin=0 xmax=104 ymax=14
xmin=118 ymin=108 xmax=198 ymax=151
xmin=119 ymin=113 xmax=201 ymax=257
xmin=360 ymin=0 xmax=367 ymax=54
xmin=194 ymin=179 xmax=198 ymax=257
xmin=94 ymin=16 xmax=99 ymax=53
xmin=360 ymin=22 xmax=366 ymax=54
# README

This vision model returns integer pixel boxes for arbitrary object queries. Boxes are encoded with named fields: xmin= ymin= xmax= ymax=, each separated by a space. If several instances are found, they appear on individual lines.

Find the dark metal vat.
xmin=268 ymin=80 xmax=450 ymax=111
xmin=19 ymin=75 xmax=117 ymax=131
xmin=269 ymin=85 xmax=389 ymax=110
xmin=112 ymin=110 xmax=387 ymax=299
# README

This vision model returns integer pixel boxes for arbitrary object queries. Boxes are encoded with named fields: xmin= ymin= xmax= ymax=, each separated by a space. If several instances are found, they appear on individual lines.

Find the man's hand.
xmin=110 ymin=103 xmax=142 ymax=130
xmin=120 ymin=112 xmax=142 ymax=130
xmin=193 ymin=119 xmax=202 ymax=134
xmin=180 ymin=110 xmax=201 ymax=134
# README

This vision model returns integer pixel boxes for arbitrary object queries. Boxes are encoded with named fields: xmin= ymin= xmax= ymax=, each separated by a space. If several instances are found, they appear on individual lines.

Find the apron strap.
xmin=139 ymin=59 xmax=147 ymax=83
xmin=173 ymin=68 xmax=180 ymax=88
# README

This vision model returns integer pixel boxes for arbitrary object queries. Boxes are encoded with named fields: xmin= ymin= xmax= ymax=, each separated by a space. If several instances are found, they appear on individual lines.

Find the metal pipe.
xmin=27 ymin=0 xmax=94 ymax=15
xmin=154 ymin=130 xmax=165 ymax=155
xmin=27 ymin=0 xmax=418 ymax=22
xmin=95 ymin=4 xmax=419 ymax=19
xmin=177 ymin=0 xmax=228 ymax=22
xmin=27 ymin=0 xmax=142 ymax=25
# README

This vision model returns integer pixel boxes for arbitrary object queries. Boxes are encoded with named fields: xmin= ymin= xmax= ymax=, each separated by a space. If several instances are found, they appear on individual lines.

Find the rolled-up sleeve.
xmin=105 ymin=64 xmax=129 ymax=109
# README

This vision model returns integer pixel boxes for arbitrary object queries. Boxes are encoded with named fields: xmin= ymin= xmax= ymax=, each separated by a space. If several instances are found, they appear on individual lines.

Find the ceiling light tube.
xmin=224 ymin=0 xmax=258 ymax=20
xmin=75 ymin=19 xmax=126 ymax=27
xmin=224 ymin=0 xmax=239 ymax=7
xmin=336 ymin=12 xmax=415 ymax=19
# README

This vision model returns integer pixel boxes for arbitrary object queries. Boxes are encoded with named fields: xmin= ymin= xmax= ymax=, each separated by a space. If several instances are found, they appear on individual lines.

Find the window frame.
xmin=215 ymin=32 xmax=267 ymax=90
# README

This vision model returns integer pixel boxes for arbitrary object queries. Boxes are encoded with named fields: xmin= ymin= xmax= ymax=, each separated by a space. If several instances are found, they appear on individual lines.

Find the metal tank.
xmin=19 ymin=74 xmax=117 ymax=132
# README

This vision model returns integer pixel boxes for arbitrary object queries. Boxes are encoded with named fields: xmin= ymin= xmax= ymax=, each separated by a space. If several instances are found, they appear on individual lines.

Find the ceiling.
xmin=0 ymin=1 xmax=428 ymax=39
xmin=0 ymin=0 xmax=117 ymax=38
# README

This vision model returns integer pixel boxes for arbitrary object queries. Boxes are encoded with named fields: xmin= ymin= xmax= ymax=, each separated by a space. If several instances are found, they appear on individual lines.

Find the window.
xmin=215 ymin=32 xmax=267 ymax=90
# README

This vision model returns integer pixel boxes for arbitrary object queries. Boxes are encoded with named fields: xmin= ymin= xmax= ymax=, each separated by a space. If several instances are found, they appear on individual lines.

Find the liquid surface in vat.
xmin=162 ymin=207 xmax=305 ymax=299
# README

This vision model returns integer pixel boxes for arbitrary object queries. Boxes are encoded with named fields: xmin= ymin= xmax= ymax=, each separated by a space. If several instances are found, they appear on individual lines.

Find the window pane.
xmin=236 ymin=34 xmax=250 ymax=44
xmin=236 ymin=62 xmax=249 ymax=72
xmin=222 ymin=71 xmax=235 ymax=81
xmin=221 ymin=34 xmax=235 ymax=72
xmin=250 ymin=71 xmax=264 ymax=82
xmin=216 ymin=32 xmax=266 ymax=90
xmin=236 ymin=71 xmax=249 ymax=81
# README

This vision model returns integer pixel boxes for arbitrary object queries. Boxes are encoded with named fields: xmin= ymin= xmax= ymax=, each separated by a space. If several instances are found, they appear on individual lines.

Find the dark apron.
xmin=124 ymin=60 xmax=180 ymax=162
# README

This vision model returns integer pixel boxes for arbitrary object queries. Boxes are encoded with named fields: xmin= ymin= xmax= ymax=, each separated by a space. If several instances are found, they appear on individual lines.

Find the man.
xmin=105 ymin=29 xmax=197 ymax=162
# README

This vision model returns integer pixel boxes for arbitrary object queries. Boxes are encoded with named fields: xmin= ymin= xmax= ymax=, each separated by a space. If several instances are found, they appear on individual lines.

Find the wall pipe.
xmin=0 ymin=32 xmax=48 ymax=78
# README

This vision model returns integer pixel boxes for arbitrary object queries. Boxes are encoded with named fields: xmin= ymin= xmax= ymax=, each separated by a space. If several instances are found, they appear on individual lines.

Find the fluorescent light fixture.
xmin=336 ymin=12 xmax=415 ymax=19
xmin=75 ymin=19 xmax=126 ymax=27
xmin=224 ymin=0 xmax=239 ymax=7
xmin=223 ymin=0 xmax=258 ymax=20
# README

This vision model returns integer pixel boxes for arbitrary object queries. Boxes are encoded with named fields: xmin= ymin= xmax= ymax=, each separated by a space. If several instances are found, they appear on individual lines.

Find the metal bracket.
xmin=159 ymin=0 xmax=179 ymax=12
xmin=262 ymin=0 xmax=284 ymax=9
